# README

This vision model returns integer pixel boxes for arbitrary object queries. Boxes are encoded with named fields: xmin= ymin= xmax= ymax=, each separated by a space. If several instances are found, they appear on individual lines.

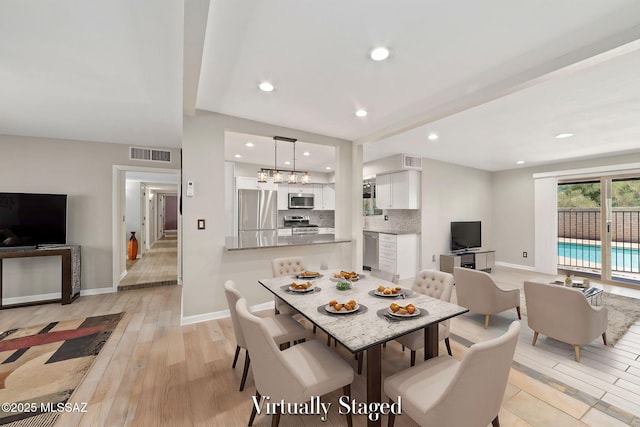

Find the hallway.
xmin=118 ymin=233 xmax=178 ymax=290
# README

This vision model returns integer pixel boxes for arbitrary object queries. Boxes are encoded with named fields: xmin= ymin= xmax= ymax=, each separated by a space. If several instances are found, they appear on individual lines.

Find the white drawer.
xmin=379 ymin=241 xmax=397 ymax=252
xmin=278 ymin=228 xmax=292 ymax=236
xmin=379 ymin=258 xmax=397 ymax=273
xmin=379 ymin=247 xmax=397 ymax=260
xmin=379 ymin=233 xmax=396 ymax=244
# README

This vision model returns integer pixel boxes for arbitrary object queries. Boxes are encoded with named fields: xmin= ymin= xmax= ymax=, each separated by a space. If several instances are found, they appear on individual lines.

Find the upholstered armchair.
xmin=271 ymin=257 xmax=306 ymax=315
xmin=524 ymin=281 xmax=607 ymax=362
xmin=385 ymin=321 xmax=520 ymax=427
xmin=396 ymin=270 xmax=455 ymax=364
xmin=454 ymin=267 xmax=521 ymax=328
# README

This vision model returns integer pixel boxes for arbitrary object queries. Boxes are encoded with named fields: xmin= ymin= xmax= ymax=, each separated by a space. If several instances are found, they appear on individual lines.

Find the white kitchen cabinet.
xmin=318 ymin=227 xmax=335 ymax=234
xmin=277 ymin=184 xmax=289 ymax=210
xmin=278 ymin=228 xmax=292 ymax=236
xmin=377 ymin=233 xmax=419 ymax=280
xmin=312 ymin=184 xmax=324 ymax=210
xmin=375 ymin=170 xmax=420 ymax=209
xmin=236 ymin=177 xmax=278 ymax=191
xmin=376 ymin=174 xmax=392 ymax=209
xmin=322 ymin=184 xmax=335 ymax=210
xmin=288 ymin=184 xmax=313 ymax=195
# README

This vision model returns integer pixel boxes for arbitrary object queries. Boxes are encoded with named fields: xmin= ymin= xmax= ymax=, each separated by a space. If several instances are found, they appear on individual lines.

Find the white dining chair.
xmin=385 ymin=321 xmax=520 ymax=427
xmin=271 ymin=257 xmax=306 ymax=315
xmin=395 ymin=270 xmax=455 ymax=365
xmin=236 ymin=297 xmax=355 ymax=427
xmin=224 ymin=280 xmax=309 ymax=391
xmin=370 ymin=268 xmax=400 ymax=284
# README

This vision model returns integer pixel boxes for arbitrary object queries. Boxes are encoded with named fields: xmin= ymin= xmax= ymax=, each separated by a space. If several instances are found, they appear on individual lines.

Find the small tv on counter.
xmin=450 ymin=221 xmax=481 ymax=252
xmin=0 ymin=192 xmax=67 ymax=249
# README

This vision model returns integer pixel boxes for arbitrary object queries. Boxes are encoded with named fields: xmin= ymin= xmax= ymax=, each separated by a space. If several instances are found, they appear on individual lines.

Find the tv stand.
xmin=440 ymin=250 xmax=495 ymax=274
xmin=0 ymin=245 xmax=81 ymax=309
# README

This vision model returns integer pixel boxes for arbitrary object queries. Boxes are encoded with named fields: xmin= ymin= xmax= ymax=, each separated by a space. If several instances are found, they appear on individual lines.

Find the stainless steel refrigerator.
xmin=238 ymin=189 xmax=278 ymax=247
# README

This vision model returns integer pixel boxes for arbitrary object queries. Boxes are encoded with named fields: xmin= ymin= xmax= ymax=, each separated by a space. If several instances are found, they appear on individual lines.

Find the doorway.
xmin=112 ymin=166 xmax=181 ymax=291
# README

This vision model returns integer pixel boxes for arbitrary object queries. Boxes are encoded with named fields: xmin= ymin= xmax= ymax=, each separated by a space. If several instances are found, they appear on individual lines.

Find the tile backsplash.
xmin=364 ymin=210 xmax=421 ymax=232
xmin=278 ymin=210 xmax=335 ymax=227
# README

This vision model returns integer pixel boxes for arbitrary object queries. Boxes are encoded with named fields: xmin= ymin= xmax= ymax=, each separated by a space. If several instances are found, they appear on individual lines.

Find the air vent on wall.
xmin=402 ymin=154 xmax=422 ymax=170
xmin=129 ymin=147 xmax=172 ymax=163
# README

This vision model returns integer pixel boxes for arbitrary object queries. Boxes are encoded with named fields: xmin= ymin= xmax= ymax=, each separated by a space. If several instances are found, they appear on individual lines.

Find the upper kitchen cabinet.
xmin=376 ymin=170 xmax=420 ymax=209
xmin=277 ymin=183 xmax=289 ymax=210
xmin=236 ymin=176 xmax=278 ymax=191
xmin=288 ymin=184 xmax=313 ymax=195
xmin=313 ymin=183 xmax=335 ymax=210
xmin=322 ymin=183 xmax=335 ymax=210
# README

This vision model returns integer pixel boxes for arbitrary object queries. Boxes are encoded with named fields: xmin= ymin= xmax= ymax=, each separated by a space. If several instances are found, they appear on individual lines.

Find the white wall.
xmin=421 ymin=158 xmax=493 ymax=271
xmin=125 ymin=179 xmax=142 ymax=258
xmin=181 ymin=111 xmax=356 ymax=319
xmin=0 ymin=134 xmax=180 ymax=291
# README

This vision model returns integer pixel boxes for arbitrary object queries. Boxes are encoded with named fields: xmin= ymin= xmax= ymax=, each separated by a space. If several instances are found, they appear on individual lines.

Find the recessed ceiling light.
xmin=370 ymin=47 xmax=390 ymax=61
xmin=355 ymin=109 xmax=368 ymax=117
xmin=284 ymin=161 xmax=291 ymax=165
xmin=555 ymin=133 xmax=574 ymax=139
xmin=259 ymin=82 xmax=274 ymax=92
xmin=234 ymin=154 xmax=242 ymax=158
xmin=303 ymin=152 xmax=310 ymax=156
xmin=325 ymin=166 xmax=332 ymax=170
xmin=516 ymin=160 xmax=525 ymax=165
xmin=245 ymin=142 xmax=254 ymax=147
xmin=427 ymin=133 xmax=438 ymax=141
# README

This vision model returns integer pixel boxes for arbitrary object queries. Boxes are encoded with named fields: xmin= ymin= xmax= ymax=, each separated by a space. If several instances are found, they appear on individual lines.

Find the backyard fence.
xmin=558 ymin=208 xmax=640 ymax=275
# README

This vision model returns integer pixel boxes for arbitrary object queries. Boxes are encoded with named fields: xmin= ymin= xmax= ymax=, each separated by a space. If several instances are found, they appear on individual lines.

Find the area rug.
xmin=0 ymin=313 xmax=124 ymax=426
xmin=520 ymin=292 xmax=639 ymax=346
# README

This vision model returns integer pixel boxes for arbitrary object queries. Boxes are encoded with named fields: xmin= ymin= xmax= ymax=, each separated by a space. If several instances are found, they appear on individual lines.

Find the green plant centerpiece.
xmin=335 ymin=279 xmax=352 ymax=291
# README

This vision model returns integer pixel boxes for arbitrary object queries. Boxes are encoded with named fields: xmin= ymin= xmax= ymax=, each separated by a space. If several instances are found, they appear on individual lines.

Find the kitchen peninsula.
xmin=225 ymin=234 xmax=351 ymax=251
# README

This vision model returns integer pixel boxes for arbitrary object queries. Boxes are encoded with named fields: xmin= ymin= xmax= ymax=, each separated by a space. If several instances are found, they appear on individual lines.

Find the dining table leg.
xmin=424 ymin=324 xmax=438 ymax=360
xmin=366 ymin=344 xmax=382 ymax=427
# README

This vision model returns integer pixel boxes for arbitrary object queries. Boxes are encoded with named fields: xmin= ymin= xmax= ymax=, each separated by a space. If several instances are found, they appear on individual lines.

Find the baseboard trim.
xmin=495 ymin=261 xmax=536 ymax=272
xmin=3 ymin=292 xmax=61 ymax=305
xmin=181 ymin=301 xmax=275 ymax=325
xmin=80 ymin=287 xmax=116 ymax=296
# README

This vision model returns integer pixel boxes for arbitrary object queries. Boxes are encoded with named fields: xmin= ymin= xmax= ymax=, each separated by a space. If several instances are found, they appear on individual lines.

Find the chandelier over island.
xmin=257 ymin=136 xmax=311 ymax=185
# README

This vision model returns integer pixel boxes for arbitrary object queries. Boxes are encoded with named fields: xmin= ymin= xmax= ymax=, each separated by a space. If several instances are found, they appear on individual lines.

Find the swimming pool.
xmin=558 ymin=242 xmax=640 ymax=271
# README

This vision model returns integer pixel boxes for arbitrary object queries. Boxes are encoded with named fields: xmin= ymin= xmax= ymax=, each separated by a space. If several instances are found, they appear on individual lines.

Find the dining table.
xmin=258 ymin=269 xmax=469 ymax=427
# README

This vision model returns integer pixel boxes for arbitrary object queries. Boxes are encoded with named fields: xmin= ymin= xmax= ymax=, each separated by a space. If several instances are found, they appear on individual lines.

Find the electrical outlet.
xmin=523 ymin=251 xmax=528 ymax=258
xmin=384 ymin=215 xmax=389 ymax=221
xmin=432 ymin=254 xmax=436 ymax=262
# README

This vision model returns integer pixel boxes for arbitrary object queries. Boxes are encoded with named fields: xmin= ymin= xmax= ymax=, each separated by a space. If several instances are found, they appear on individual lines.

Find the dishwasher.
xmin=363 ymin=231 xmax=379 ymax=270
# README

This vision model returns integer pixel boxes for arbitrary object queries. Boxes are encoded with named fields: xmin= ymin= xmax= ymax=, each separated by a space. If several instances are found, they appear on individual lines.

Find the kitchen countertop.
xmin=363 ymin=228 xmax=420 ymax=235
xmin=225 ymin=234 xmax=351 ymax=251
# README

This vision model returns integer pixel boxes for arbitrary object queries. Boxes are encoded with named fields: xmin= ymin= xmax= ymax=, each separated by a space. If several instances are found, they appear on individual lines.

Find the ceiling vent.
xmin=129 ymin=147 xmax=172 ymax=163
xmin=402 ymin=154 xmax=422 ymax=170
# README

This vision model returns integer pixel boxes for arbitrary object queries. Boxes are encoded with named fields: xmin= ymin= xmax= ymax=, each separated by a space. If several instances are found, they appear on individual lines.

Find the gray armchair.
xmin=524 ymin=281 xmax=607 ymax=362
xmin=454 ymin=267 xmax=521 ymax=328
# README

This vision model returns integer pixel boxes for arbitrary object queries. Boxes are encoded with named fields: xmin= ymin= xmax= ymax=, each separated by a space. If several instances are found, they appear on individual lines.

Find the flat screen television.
xmin=0 ymin=193 xmax=67 ymax=248
xmin=450 ymin=221 xmax=481 ymax=252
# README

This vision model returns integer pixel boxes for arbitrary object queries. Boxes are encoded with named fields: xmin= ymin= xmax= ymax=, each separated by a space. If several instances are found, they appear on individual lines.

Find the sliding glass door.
xmin=558 ymin=176 xmax=640 ymax=285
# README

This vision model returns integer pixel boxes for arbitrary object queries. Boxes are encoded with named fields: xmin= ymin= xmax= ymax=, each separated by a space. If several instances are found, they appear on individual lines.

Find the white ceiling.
xmin=224 ymin=132 xmax=336 ymax=173
xmin=2 ymin=1 xmax=640 ymax=171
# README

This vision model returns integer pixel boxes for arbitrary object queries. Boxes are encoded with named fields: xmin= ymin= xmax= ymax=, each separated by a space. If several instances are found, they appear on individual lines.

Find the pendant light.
xmin=256 ymin=136 xmax=311 ymax=184
xmin=288 ymin=140 xmax=298 ymax=184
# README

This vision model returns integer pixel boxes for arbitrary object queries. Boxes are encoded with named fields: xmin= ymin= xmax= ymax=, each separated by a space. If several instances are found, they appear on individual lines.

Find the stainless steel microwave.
xmin=288 ymin=193 xmax=314 ymax=209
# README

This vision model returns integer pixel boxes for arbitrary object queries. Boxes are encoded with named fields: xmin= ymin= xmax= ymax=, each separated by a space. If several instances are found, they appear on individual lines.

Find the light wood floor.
xmin=118 ymin=235 xmax=178 ymax=289
xmin=1 ymin=267 xmax=639 ymax=426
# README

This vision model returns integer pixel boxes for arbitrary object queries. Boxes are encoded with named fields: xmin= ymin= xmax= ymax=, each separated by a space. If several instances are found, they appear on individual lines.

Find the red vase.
xmin=127 ymin=232 xmax=138 ymax=260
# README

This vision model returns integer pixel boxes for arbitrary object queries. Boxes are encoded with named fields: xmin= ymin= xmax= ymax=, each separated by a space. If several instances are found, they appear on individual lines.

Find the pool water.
xmin=558 ymin=242 xmax=640 ymax=271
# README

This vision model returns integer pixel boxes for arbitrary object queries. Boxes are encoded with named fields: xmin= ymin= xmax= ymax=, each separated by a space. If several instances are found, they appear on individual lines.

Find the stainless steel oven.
xmin=288 ymin=193 xmax=314 ymax=209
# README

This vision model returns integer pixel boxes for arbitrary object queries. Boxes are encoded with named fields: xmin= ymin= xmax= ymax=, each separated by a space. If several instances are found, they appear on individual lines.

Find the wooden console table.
xmin=0 ymin=246 xmax=81 ymax=309
xmin=440 ymin=250 xmax=495 ymax=274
